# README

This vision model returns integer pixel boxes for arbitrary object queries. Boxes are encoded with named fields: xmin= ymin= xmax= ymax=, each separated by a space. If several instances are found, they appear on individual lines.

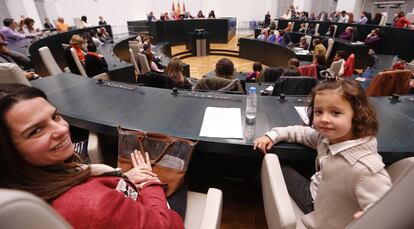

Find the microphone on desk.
xmin=389 ymin=94 xmax=401 ymax=103
xmin=171 ymin=87 xmax=179 ymax=96
xmin=277 ymin=93 xmax=286 ymax=102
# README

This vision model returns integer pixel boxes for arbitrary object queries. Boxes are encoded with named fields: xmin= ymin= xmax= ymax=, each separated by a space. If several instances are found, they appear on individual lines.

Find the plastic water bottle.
xmin=392 ymin=55 xmax=398 ymax=65
xmin=246 ymin=87 xmax=257 ymax=124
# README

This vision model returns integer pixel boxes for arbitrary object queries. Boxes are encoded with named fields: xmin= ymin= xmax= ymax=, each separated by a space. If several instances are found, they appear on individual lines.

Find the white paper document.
xmin=294 ymin=106 xmax=310 ymax=124
xmin=199 ymin=107 xmax=243 ymax=139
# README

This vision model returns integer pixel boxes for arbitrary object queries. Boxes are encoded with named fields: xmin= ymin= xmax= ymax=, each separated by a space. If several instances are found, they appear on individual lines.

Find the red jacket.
xmin=52 ymin=176 xmax=184 ymax=229
xmin=395 ymin=17 xmax=411 ymax=28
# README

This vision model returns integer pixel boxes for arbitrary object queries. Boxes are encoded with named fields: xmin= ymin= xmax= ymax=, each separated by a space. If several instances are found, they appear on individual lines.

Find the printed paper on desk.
xmin=199 ymin=107 xmax=243 ymax=139
xmin=294 ymin=106 xmax=310 ymax=124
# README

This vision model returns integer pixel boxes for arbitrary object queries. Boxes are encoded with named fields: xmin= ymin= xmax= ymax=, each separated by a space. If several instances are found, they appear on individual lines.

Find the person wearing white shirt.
xmin=356 ymin=12 xmax=368 ymax=24
xmin=80 ymin=16 xmax=90 ymax=28
xmin=338 ymin=11 xmax=349 ymax=23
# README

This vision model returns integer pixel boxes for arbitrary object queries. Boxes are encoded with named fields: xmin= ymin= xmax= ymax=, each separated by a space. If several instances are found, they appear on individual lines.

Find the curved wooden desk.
xmin=31 ymin=73 xmax=414 ymax=163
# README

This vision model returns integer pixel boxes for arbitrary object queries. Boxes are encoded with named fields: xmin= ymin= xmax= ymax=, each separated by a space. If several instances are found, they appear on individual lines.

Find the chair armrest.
xmin=261 ymin=153 xmax=297 ymax=229
xmin=92 ymin=73 xmax=110 ymax=80
xmin=199 ymin=188 xmax=223 ymax=229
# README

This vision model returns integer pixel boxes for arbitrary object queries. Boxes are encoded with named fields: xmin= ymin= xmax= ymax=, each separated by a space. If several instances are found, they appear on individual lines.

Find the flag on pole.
xmin=183 ymin=1 xmax=186 ymax=12
xmin=172 ymin=1 xmax=175 ymax=12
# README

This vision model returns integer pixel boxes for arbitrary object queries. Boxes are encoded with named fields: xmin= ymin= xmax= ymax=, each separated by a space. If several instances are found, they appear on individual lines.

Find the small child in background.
xmin=254 ymin=79 xmax=392 ymax=228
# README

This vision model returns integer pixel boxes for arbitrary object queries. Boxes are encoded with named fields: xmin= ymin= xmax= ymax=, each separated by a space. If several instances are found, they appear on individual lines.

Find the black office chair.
xmin=137 ymin=72 xmax=171 ymax=89
xmin=272 ymin=76 xmax=318 ymax=96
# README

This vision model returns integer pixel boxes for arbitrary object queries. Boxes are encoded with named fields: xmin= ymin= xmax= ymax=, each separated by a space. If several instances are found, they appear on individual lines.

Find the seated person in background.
xmin=356 ymin=11 xmax=368 ymax=24
xmin=370 ymin=13 xmax=382 ymax=25
xmin=195 ymin=58 xmax=243 ymax=92
xmin=298 ymin=23 xmax=306 ymax=33
xmin=147 ymin=11 xmax=156 ymax=22
xmin=364 ymin=28 xmax=381 ymax=53
xmin=144 ymin=51 xmax=163 ymax=73
xmin=98 ymin=16 xmax=107 ymax=25
xmin=339 ymin=27 xmax=353 ymax=41
xmin=84 ymin=43 xmax=108 ymax=77
xmin=280 ymin=9 xmax=292 ymax=20
xmin=0 ymin=18 xmax=34 ymax=44
xmin=197 ymin=10 xmax=205 ymax=18
xmin=338 ymin=10 xmax=349 ymax=23
xmin=246 ymin=61 xmax=263 ymax=81
xmin=313 ymin=55 xmax=327 ymax=79
xmin=329 ymin=50 xmax=346 ymax=77
xmin=267 ymin=30 xmax=276 ymax=43
xmin=257 ymin=29 xmax=268 ymax=40
xmin=0 ymin=84 xmax=185 ymax=228
xmin=162 ymin=13 xmax=170 ymax=21
xmin=296 ymin=36 xmax=309 ymax=50
xmin=276 ymin=31 xmax=285 ymax=44
xmin=166 ymin=58 xmax=192 ymax=89
xmin=306 ymin=24 xmax=315 ymax=35
xmin=394 ymin=11 xmax=411 ymax=28
xmin=55 ymin=17 xmax=69 ymax=33
xmin=267 ymin=21 xmax=276 ymax=30
xmin=325 ymin=25 xmax=336 ymax=37
xmin=64 ymin=34 xmax=86 ymax=75
xmin=283 ymin=58 xmax=301 ymax=76
xmin=43 ymin=17 xmax=54 ymax=29
xmin=0 ymin=33 xmax=32 ymax=69
xmin=80 ymin=16 xmax=90 ymax=28
xmin=97 ymin=27 xmax=111 ymax=42
xmin=284 ymin=22 xmax=293 ymax=32
xmin=312 ymin=38 xmax=326 ymax=59
xmin=298 ymin=12 xmax=308 ymax=21
xmin=208 ymin=10 xmax=216 ymax=19
xmin=264 ymin=11 xmax=271 ymax=28
xmin=254 ymin=79 xmax=392 ymax=228
xmin=142 ymin=43 xmax=163 ymax=70
xmin=21 ymin=18 xmax=42 ymax=36
xmin=89 ymin=30 xmax=103 ymax=47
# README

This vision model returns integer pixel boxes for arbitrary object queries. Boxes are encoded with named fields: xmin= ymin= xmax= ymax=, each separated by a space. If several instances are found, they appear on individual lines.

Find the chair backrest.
xmin=329 ymin=59 xmax=344 ymax=77
xmin=347 ymin=157 xmax=414 ymax=229
xmin=0 ymin=189 xmax=72 ymax=229
xmin=333 ymin=25 xmax=338 ymax=37
xmin=137 ymin=53 xmax=150 ymax=74
xmin=304 ymin=22 xmax=309 ymax=33
xmin=70 ymin=48 xmax=87 ymax=76
xmin=325 ymin=38 xmax=335 ymax=61
xmin=137 ymin=72 xmax=170 ymax=89
xmin=73 ymin=17 xmax=82 ymax=28
xmin=298 ymin=64 xmax=317 ymax=78
xmin=258 ymin=67 xmax=285 ymax=83
xmin=185 ymin=188 xmax=223 ymax=229
xmin=314 ymin=23 xmax=320 ymax=36
xmin=261 ymin=154 xmax=297 ymax=229
xmin=38 ymin=46 xmax=63 ymax=75
xmin=366 ymin=69 xmax=411 ymax=96
xmin=304 ymin=35 xmax=312 ymax=50
xmin=343 ymin=53 xmax=355 ymax=77
xmin=379 ymin=12 xmax=388 ymax=26
xmin=61 ymin=43 xmax=70 ymax=50
xmin=0 ymin=63 xmax=31 ymax=86
xmin=129 ymin=48 xmax=141 ymax=75
xmin=272 ymin=76 xmax=318 ymax=96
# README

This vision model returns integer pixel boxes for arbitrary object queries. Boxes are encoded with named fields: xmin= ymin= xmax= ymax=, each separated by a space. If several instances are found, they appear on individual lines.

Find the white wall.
xmin=5 ymin=0 xmax=42 ymax=30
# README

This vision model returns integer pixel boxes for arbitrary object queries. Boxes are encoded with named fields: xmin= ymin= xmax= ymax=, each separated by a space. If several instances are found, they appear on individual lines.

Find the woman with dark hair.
xmin=166 ymin=58 xmax=192 ymax=89
xmin=0 ymin=84 xmax=184 ymax=228
xmin=208 ymin=10 xmax=216 ymax=19
xmin=370 ymin=13 xmax=382 ymax=25
xmin=325 ymin=25 xmax=336 ymax=37
xmin=80 ymin=16 xmax=90 ymax=28
xmin=197 ymin=10 xmax=205 ymax=18
xmin=21 ymin=18 xmax=42 ymax=36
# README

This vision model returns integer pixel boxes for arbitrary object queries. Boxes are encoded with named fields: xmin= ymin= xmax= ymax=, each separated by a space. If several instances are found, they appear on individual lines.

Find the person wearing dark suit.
xmin=84 ymin=43 xmax=108 ymax=77
xmin=98 ymin=16 xmax=107 ymax=25
xmin=264 ymin=11 xmax=271 ymax=28
xmin=43 ymin=18 xmax=54 ymax=29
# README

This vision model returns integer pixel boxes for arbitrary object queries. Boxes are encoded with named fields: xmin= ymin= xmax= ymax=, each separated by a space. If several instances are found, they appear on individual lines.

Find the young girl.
xmin=254 ymin=79 xmax=392 ymax=228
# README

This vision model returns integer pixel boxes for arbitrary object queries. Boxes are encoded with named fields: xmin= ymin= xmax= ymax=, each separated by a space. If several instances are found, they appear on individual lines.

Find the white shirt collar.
xmin=321 ymin=137 xmax=371 ymax=156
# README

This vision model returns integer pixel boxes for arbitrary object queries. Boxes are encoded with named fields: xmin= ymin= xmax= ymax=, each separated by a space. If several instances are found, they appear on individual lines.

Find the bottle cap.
xmin=249 ymin=87 xmax=256 ymax=93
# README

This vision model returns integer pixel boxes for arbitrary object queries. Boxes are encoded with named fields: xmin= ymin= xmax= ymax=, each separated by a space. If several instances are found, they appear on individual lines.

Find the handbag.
xmin=117 ymin=127 xmax=197 ymax=197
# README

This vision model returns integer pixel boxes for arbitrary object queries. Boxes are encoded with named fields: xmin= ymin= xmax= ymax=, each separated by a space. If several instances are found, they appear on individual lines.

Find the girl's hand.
xmin=124 ymin=150 xmax=157 ymax=185
xmin=253 ymin=135 xmax=274 ymax=154
xmin=353 ymin=211 xmax=364 ymax=219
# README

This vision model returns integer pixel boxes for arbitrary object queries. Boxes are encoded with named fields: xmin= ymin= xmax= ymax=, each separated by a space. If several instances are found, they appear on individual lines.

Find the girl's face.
xmin=313 ymin=89 xmax=354 ymax=144
xmin=5 ymin=97 xmax=74 ymax=166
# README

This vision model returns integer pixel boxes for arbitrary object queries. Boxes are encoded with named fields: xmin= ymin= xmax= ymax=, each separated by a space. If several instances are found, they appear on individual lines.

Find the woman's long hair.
xmin=166 ymin=58 xmax=185 ymax=88
xmin=0 ymin=84 xmax=90 ymax=202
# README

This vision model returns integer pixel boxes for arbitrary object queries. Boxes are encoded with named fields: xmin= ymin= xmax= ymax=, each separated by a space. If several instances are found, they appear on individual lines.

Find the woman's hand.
xmin=124 ymin=150 xmax=157 ymax=186
xmin=253 ymin=135 xmax=274 ymax=154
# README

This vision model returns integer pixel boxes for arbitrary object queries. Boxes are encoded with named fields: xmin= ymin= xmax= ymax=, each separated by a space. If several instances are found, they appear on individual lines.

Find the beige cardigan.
xmin=266 ymin=125 xmax=392 ymax=229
